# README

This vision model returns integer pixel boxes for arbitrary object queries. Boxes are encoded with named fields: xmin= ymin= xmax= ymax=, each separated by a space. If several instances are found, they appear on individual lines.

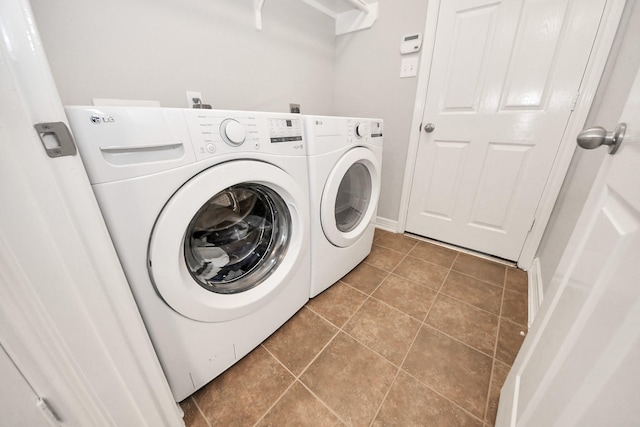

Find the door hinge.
xmin=528 ymin=217 xmax=536 ymax=232
xmin=570 ymin=91 xmax=580 ymax=111
xmin=34 ymin=122 xmax=77 ymax=158
xmin=36 ymin=398 xmax=61 ymax=425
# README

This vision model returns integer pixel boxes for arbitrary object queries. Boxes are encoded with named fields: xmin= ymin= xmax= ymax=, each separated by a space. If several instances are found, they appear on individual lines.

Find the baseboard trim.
xmin=528 ymin=257 xmax=544 ymax=328
xmin=375 ymin=216 xmax=398 ymax=232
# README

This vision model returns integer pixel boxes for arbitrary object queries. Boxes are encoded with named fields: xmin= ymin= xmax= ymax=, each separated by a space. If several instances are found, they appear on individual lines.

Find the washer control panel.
xmin=185 ymin=110 xmax=305 ymax=160
xmin=268 ymin=118 xmax=303 ymax=144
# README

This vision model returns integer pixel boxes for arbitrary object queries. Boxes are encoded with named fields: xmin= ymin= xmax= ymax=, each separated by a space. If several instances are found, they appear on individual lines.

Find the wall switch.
xmin=400 ymin=57 xmax=419 ymax=78
xmin=186 ymin=91 xmax=202 ymax=108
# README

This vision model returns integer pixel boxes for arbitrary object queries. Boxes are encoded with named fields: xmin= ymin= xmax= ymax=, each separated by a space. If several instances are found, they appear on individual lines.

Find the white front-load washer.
xmin=65 ymin=106 xmax=310 ymax=401
xmin=303 ymin=115 xmax=383 ymax=297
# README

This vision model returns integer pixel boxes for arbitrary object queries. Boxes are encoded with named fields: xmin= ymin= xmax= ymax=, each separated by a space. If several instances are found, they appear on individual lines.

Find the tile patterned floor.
xmin=181 ymin=229 xmax=528 ymax=427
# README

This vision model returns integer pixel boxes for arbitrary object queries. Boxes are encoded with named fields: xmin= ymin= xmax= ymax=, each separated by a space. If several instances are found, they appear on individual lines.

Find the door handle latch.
xmin=34 ymin=122 xmax=77 ymax=158
xmin=576 ymin=123 xmax=626 ymax=155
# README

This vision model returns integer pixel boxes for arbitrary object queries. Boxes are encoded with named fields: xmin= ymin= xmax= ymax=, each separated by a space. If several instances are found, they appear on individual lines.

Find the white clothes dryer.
xmin=66 ymin=106 xmax=310 ymax=401
xmin=303 ymin=115 xmax=383 ymax=297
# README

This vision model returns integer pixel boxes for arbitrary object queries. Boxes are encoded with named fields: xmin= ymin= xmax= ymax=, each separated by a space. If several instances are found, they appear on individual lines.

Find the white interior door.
xmin=0 ymin=345 xmax=52 ymax=427
xmin=405 ymin=0 xmax=607 ymax=260
xmin=0 ymin=0 xmax=180 ymax=425
xmin=496 ymin=65 xmax=640 ymax=426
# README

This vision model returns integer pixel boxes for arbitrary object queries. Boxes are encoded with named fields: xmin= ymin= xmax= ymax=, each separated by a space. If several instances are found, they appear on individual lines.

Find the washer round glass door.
xmin=184 ymin=184 xmax=290 ymax=294
xmin=149 ymin=160 xmax=307 ymax=322
xmin=321 ymin=147 xmax=381 ymax=248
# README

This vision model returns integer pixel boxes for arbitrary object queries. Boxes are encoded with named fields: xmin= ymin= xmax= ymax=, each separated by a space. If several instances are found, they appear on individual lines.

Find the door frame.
xmin=397 ymin=0 xmax=626 ymax=270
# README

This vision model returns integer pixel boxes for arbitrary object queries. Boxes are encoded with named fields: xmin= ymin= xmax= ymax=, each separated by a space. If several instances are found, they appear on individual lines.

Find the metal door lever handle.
xmin=576 ymin=123 xmax=626 ymax=155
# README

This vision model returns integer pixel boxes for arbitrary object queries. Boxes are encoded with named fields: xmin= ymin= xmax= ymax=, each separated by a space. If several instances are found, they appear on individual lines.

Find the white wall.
xmin=334 ymin=0 xmax=429 ymax=221
xmin=536 ymin=0 xmax=640 ymax=291
xmin=30 ymin=0 xmax=336 ymax=114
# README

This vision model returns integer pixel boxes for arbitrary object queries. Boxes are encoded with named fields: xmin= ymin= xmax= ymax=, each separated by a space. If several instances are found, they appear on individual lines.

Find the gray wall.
xmin=334 ymin=0 xmax=429 ymax=221
xmin=536 ymin=0 xmax=640 ymax=291
xmin=30 ymin=0 xmax=336 ymax=114
xmin=32 ymin=0 xmax=430 ymax=222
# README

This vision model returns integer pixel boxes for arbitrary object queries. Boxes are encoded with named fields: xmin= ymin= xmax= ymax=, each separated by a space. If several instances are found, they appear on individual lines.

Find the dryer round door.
xmin=321 ymin=147 xmax=381 ymax=248
xmin=148 ymin=160 xmax=307 ymax=322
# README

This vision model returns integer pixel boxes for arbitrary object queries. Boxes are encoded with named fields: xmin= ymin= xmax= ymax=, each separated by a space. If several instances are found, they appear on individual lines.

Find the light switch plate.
xmin=400 ymin=57 xmax=419 ymax=78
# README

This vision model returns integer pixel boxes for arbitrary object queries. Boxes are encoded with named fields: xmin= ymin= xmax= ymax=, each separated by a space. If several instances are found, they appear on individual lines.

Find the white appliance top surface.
xmin=302 ymin=115 xmax=383 ymax=155
xmin=65 ymin=106 xmax=307 ymax=184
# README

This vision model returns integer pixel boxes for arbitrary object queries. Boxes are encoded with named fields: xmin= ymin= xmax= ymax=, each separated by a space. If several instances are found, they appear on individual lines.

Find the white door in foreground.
xmin=496 ymin=65 xmax=640 ymax=425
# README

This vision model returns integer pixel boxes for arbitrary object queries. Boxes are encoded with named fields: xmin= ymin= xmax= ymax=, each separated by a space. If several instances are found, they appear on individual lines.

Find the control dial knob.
xmin=220 ymin=119 xmax=246 ymax=146
xmin=355 ymin=122 xmax=368 ymax=138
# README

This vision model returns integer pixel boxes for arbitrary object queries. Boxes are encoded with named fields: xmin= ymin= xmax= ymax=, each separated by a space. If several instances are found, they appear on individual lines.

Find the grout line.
xmin=398 ymin=365 xmax=486 ymax=425
xmin=189 ymin=396 xmax=213 ymax=427
xmin=448 ymin=268 xmax=507 ymax=290
xmin=437 ymin=288 xmax=502 ymax=319
xmin=251 ymin=379 xmax=297 ymax=427
xmin=256 ymin=329 xmax=349 ymax=426
xmin=483 ymin=266 xmax=508 ymax=425
xmin=297 ymin=380 xmax=350 ymax=426
xmin=311 ymin=241 xmax=417 ymax=427
xmin=368 ymin=250 xmax=453 ymax=425
xmin=394 ymin=251 xmax=487 ymax=425
xmin=288 ymin=283 xmax=374 ymax=425
xmin=400 ymin=251 xmax=494 ymax=424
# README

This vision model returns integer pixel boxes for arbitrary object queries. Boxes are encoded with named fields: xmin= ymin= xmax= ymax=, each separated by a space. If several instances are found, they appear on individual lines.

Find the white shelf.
xmin=255 ymin=0 xmax=378 ymax=35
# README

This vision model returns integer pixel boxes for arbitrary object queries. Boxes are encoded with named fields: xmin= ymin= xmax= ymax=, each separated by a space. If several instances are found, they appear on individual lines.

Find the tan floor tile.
xmin=344 ymin=299 xmax=421 ymax=366
xmin=373 ymin=371 xmax=482 ymax=427
xmin=393 ymin=256 xmax=449 ymax=291
xmin=496 ymin=320 xmax=526 ymax=366
xmin=193 ymin=346 xmax=294 ymax=426
xmin=374 ymin=232 xmax=419 ymax=254
xmin=257 ymin=382 xmax=344 ymax=426
xmin=372 ymin=274 xmax=437 ymax=321
xmin=452 ymin=253 xmax=506 ymax=286
xmin=426 ymin=295 xmax=499 ymax=355
xmin=301 ymin=332 xmax=396 ymax=426
xmin=306 ymin=281 xmax=367 ymax=327
xmin=341 ymin=262 xmax=389 ymax=294
xmin=263 ymin=307 xmax=337 ymax=376
xmin=440 ymin=271 xmax=503 ymax=315
xmin=364 ymin=244 xmax=405 ymax=272
xmin=408 ymin=241 xmax=459 ymax=269
xmin=505 ymin=267 xmax=528 ymax=295
xmin=373 ymin=227 xmax=390 ymax=242
xmin=180 ymin=397 xmax=209 ymax=427
xmin=501 ymin=289 xmax=528 ymax=326
xmin=403 ymin=326 xmax=492 ymax=419
xmin=485 ymin=360 xmax=511 ymax=425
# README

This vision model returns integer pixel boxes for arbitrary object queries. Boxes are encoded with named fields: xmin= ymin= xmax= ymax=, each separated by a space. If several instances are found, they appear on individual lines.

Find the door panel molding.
xmin=398 ymin=0 xmax=626 ymax=269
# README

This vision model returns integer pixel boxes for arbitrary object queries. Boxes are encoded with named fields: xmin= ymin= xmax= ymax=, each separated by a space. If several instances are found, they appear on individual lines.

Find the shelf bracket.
xmin=335 ymin=1 xmax=378 ymax=35
xmin=255 ymin=0 xmax=265 ymax=30
xmin=258 ymin=0 xmax=378 ymax=35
